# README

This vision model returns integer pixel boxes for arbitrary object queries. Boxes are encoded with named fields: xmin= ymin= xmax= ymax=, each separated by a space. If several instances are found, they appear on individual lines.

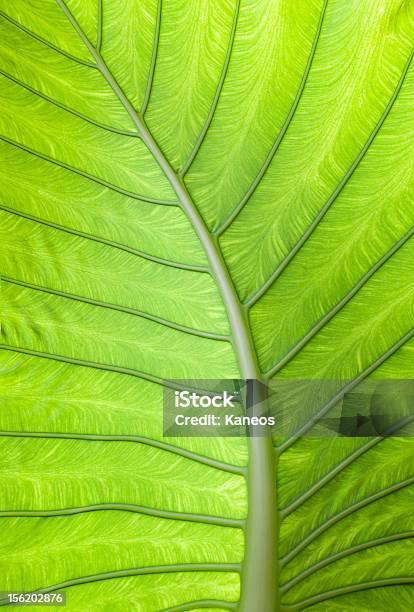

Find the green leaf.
xmin=0 ymin=0 xmax=413 ymax=610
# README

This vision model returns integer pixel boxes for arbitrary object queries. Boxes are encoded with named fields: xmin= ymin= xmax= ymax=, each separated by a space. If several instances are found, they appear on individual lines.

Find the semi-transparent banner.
xmin=163 ymin=379 xmax=414 ymax=437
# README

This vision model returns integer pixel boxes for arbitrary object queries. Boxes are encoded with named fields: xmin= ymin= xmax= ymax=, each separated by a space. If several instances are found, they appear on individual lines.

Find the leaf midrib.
xmin=53 ymin=3 xmax=277 ymax=611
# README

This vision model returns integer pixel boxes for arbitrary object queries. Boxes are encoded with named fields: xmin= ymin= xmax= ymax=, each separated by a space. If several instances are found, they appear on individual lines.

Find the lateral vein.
xmin=179 ymin=0 xmax=241 ymax=177
xmin=0 ymin=504 xmax=244 ymax=528
xmin=140 ymin=0 xmax=162 ymax=116
xmin=0 ymin=564 xmax=241 ymax=606
xmin=214 ymin=0 xmax=328 ymax=236
xmin=0 ymin=136 xmax=178 ymax=206
xmin=0 ymin=69 xmax=138 ymax=137
xmin=280 ymin=438 xmax=380 ymax=517
xmin=161 ymin=601 xmax=237 ymax=612
xmin=280 ymin=477 xmax=414 ymax=566
xmin=281 ymin=531 xmax=414 ymax=594
xmin=245 ymin=49 xmax=414 ymax=308
xmin=0 ymin=10 xmax=96 ymax=68
xmin=0 ymin=344 xmax=198 ymax=391
xmin=0 ymin=205 xmax=209 ymax=273
xmin=2 ymin=276 xmax=229 ymax=342
xmin=0 ymin=431 xmax=247 ymax=475
xmin=284 ymin=577 xmax=414 ymax=609
xmin=277 ymin=327 xmax=414 ymax=453
xmin=265 ymin=227 xmax=414 ymax=379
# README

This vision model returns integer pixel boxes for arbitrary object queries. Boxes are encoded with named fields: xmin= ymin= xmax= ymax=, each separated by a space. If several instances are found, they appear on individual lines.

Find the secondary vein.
xmin=281 ymin=531 xmax=414 ymax=593
xmin=0 ymin=69 xmax=138 ymax=137
xmin=0 ymin=564 xmax=241 ymax=606
xmin=0 ymin=504 xmax=244 ymax=528
xmin=2 ymin=276 xmax=230 ymax=342
xmin=0 ymin=10 xmax=96 ymax=68
xmin=0 ymin=344 xmax=197 ymax=392
xmin=140 ymin=0 xmax=162 ymax=116
xmin=0 ymin=135 xmax=178 ymax=206
xmin=161 ymin=601 xmax=237 ymax=612
xmin=179 ymin=0 xmax=241 ymax=177
xmin=0 ymin=431 xmax=247 ymax=475
xmin=214 ymin=0 xmax=328 ymax=236
xmin=277 ymin=326 xmax=414 ymax=453
xmin=280 ymin=477 xmax=414 ymax=566
xmin=284 ymin=577 xmax=414 ymax=609
xmin=264 ymin=227 xmax=414 ymax=379
xmin=245 ymin=48 xmax=414 ymax=308
xmin=0 ymin=204 xmax=209 ymax=273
